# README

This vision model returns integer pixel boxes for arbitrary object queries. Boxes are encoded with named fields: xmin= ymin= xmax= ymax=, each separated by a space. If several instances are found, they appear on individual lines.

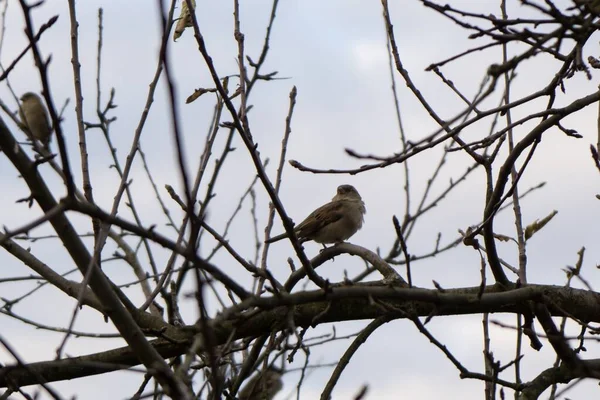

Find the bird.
xmin=265 ymin=184 xmax=366 ymax=245
xmin=238 ymin=367 xmax=283 ymax=400
xmin=19 ymin=92 xmax=52 ymax=151
xmin=573 ymin=0 xmax=600 ymax=14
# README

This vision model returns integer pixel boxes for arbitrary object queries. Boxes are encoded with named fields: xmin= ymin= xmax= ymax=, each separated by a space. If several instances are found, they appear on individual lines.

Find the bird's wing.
xmin=295 ymin=201 xmax=345 ymax=237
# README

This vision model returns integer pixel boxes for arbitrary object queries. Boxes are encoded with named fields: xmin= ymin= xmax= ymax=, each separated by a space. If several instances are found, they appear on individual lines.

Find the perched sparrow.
xmin=19 ymin=92 xmax=52 ymax=150
xmin=265 ymin=184 xmax=366 ymax=244
xmin=238 ymin=368 xmax=283 ymax=400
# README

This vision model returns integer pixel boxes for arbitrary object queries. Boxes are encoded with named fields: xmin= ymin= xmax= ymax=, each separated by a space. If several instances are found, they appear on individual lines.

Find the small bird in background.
xmin=238 ymin=367 xmax=283 ymax=400
xmin=573 ymin=0 xmax=600 ymax=14
xmin=265 ymin=184 xmax=366 ymax=245
xmin=19 ymin=92 xmax=52 ymax=151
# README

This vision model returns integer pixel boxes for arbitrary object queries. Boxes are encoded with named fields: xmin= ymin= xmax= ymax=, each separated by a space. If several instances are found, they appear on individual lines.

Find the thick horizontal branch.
xmin=216 ymin=284 xmax=600 ymax=334
xmin=0 ymin=338 xmax=190 ymax=388
xmin=1 ymin=283 xmax=599 ymax=387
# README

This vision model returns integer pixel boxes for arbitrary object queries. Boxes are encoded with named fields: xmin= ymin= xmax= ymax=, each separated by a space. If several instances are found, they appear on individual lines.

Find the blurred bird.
xmin=19 ymin=92 xmax=52 ymax=151
xmin=265 ymin=184 xmax=366 ymax=245
xmin=238 ymin=368 xmax=283 ymax=400
xmin=573 ymin=0 xmax=600 ymax=14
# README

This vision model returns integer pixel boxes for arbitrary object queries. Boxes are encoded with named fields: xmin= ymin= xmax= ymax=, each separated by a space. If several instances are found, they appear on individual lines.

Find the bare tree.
xmin=0 ymin=0 xmax=600 ymax=399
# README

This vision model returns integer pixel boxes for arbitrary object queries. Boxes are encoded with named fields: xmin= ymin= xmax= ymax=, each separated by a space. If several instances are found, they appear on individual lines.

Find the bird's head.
xmin=334 ymin=184 xmax=361 ymax=201
xmin=20 ymin=92 xmax=40 ymax=103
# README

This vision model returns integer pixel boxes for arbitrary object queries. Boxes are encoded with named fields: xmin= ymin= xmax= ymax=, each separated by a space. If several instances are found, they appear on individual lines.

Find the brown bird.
xmin=238 ymin=368 xmax=283 ymax=400
xmin=265 ymin=184 xmax=366 ymax=244
xmin=19 ymin=92 xmax=52 ymax=150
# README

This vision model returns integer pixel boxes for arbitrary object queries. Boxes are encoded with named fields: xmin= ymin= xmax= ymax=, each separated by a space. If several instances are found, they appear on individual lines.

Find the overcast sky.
xmin=1 ymin=0 xmax=600 ymax=399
